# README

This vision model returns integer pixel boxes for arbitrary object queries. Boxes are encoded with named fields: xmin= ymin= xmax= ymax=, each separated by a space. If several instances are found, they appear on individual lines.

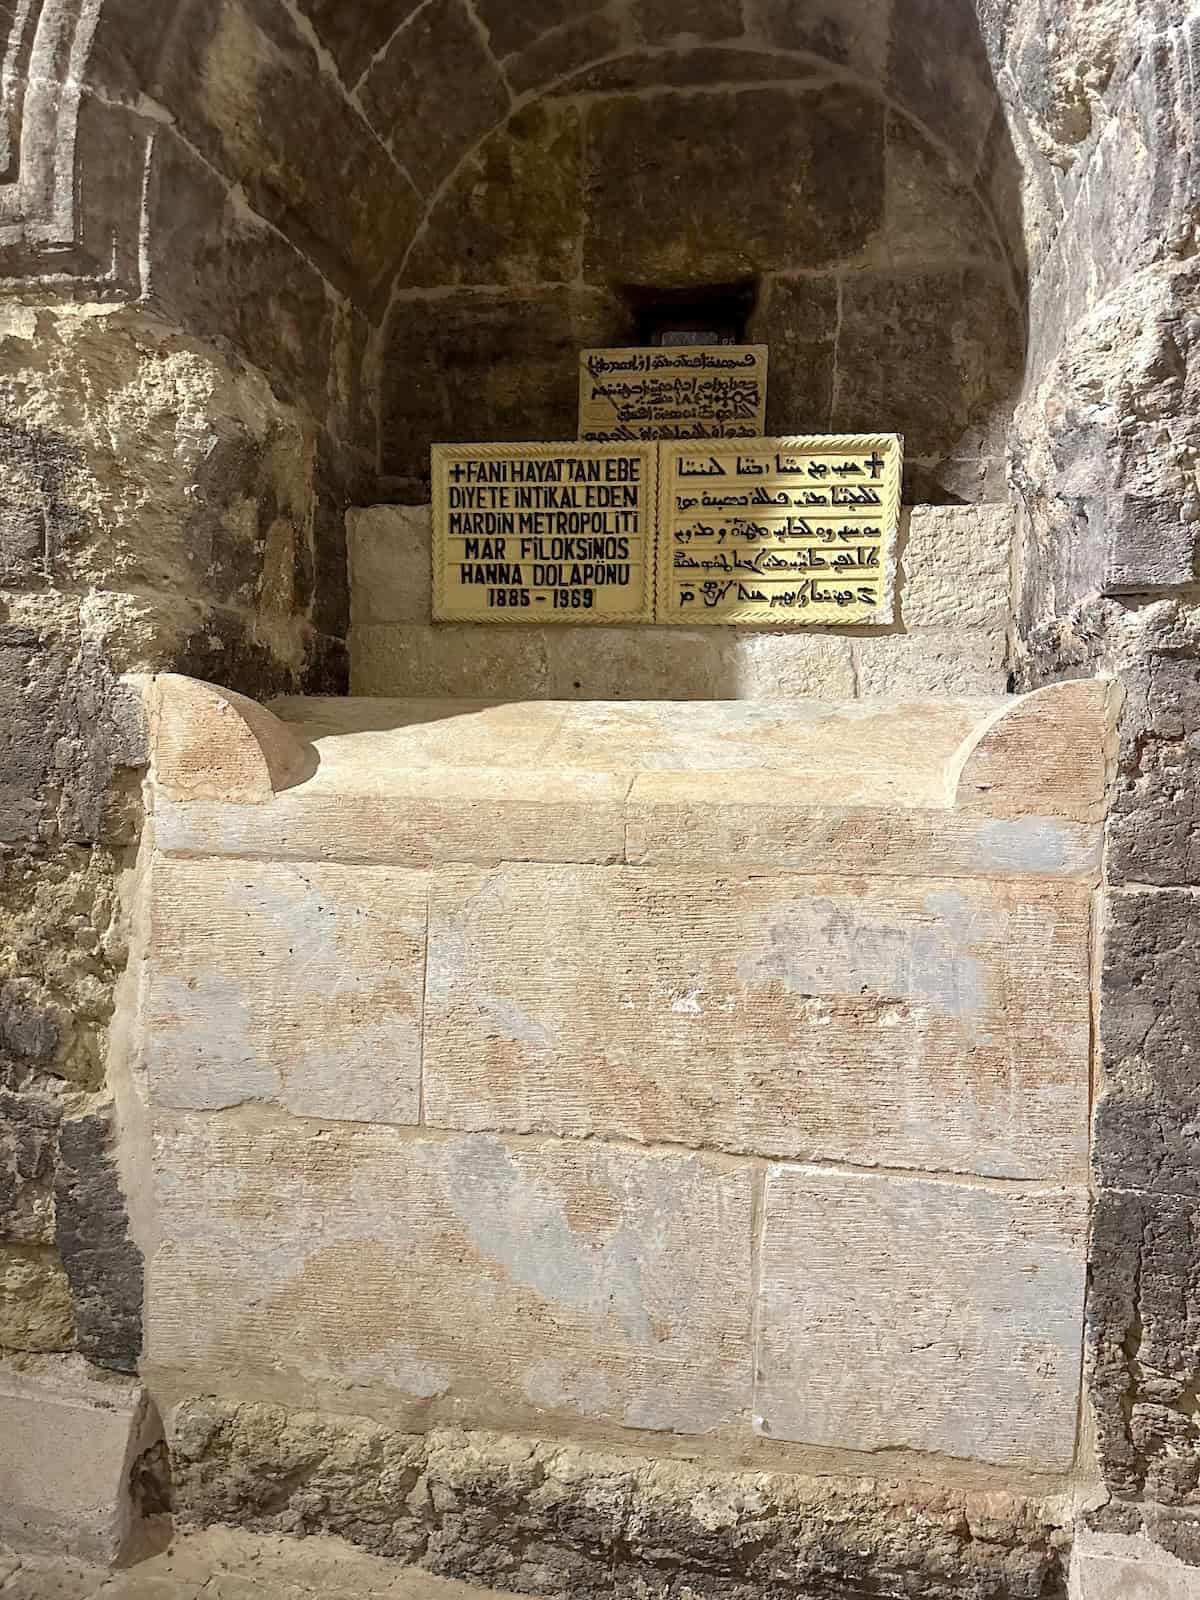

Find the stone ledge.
xmin=167 ymin=1399 xmax=1073 ymax=1600
xmin=0 ymin=1354 xmax=157 ymax=1565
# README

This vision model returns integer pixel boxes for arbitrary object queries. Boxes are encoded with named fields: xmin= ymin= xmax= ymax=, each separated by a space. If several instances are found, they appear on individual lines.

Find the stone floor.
xmin=0 ymin=1529 xmax=505 ymax=1600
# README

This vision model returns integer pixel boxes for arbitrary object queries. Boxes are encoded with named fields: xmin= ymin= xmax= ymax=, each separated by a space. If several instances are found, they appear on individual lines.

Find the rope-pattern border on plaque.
xmin=654 ymin=433 xmax=903 ymax=628
xmin=432 ymin=441 xmax=658 ymax=625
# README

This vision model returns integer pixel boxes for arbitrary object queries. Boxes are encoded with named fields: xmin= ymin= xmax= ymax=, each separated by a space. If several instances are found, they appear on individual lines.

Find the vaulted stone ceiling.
xmin=72 ymin=0 xmax=1025 ymax=315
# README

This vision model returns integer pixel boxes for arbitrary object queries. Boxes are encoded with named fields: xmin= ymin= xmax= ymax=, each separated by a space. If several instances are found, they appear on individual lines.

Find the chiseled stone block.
xmin=755 ymin=1167 xmax=1088 ymax=1470
xmin=148 ymin=1120 xmax=753 ymax=1436
xmin=1069 ymin=1531 xmax=1200 ymax=1599
xmin=347 ymin=505 xmax=432 ymax=625
xmin=351 ymin=622 xmax=550 ymax=698
xmin=0 ymin=1355 xmax=150 ymax=1562
xmin=423 ymin=865 xmax=1092 ymax=1183
xmin=143 ymin=860 xmax=425 ymax=1124
xmin=900 ymin=504 xmax=1013 ymax=635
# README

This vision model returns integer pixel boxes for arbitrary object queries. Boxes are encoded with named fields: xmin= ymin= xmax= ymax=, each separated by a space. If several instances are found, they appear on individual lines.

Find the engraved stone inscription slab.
xmin=432 ymin=442 xmax=656 ymax=624
xmin=656 ymin=435 xmax=902 ymax=627
xmin=579 ymin=347 xmax=767 ymax=443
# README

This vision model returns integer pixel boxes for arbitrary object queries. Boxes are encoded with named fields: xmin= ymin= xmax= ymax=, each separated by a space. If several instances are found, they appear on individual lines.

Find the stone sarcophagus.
xmin=124 ymin=676 xmax=1114 ymax=1478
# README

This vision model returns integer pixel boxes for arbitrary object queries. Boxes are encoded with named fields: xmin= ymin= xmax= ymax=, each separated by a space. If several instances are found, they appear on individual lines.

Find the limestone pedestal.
xmin=125 ymin=674 xmax=1113 ymax=1482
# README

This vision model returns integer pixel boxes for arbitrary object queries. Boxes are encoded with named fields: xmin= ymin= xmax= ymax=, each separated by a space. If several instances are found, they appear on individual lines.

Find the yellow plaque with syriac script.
xmin=655 ymin=435 xmax=902 ymax=627
xmin=579 ymin=347 xmax=767 ymax=443
xmin=432 ymin=441 xmax=657 ymax=623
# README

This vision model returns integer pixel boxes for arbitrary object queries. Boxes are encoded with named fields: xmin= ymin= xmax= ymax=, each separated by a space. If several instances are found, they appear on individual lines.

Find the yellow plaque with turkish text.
xmin=432 ymin=441 xmax=657 ymax=623
xmin=656 ymin=435 xmax=902 ymax=627
xmin=579 ymin=346 xmax=767 ymax=443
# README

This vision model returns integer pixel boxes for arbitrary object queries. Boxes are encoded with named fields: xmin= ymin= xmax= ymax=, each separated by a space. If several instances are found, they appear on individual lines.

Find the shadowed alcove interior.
xmin=89 ymin=0 xmax=1029 ymax=524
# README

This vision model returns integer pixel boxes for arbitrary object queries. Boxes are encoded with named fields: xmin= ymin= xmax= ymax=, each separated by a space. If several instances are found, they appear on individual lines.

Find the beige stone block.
xmin=755 ymin=1168 xmax=1087 ymax=1470
xmin=627 ymin=787 xmax=1103 ymax=879
xmin=544 ymin=627 xmax=727 ymax=699
xmin=347 ymin=506 xmax=432 ymax=626
xmin=423 ymin=865 xmax=1092 ymax=1182
xmin=143 ymin=860 xmax=425 ymax=1123
xmin=955 ymin=680 xmax=1119 ymax=823
xmin=148 ymin=1120 xmax=753 ymax=1438
xmin=733 ymin=632 xmax=858 ymax=699
xmin=351 ymin=624 xmax=549 ymax=698
xmin=855 ymin=632 xmax=1009 ymax=697
xmin=149 ymin=675 xmax=314 ymax=802
xmin=1068 ymin=1531 xmax=1200 ymax=1598
xmin=270 ymin=696 xmax=987 ymax=783
xmin=155 ymin=767 xmax=628 ymax=868
xmin=900 ymin=504 xmax=1014 ymax=634
xmin=0 ymin=1355 xmax=150 ymax=1562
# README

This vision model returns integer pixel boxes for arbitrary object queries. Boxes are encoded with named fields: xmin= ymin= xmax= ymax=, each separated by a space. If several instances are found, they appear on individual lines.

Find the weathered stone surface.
xmin=584 ymin=87 xmax=885 ymax=282
xmin=0 ymin=1355 xmax=150 ymax=1563
xmin=151 ymin=0 xmax=417 ymax=307
xmin=55 ymin=1114 xmax=143 ymax=1375
xmin=151 ymin=676 xmax=315 ymax=806
xmin=890 ymin=0 xmax=997 ymax=168
xmin=833 ymin=269 xmax=1022 ymax=462
xmin=956 ymin=681 xmax=1115 ymax=823
xmin=381 ymin=289 xmax=629 ymax=483
xmin=361 ymin=0 xmax=510 ymax=196
xmin=878 ymin=112 xmax=1004 ymax=270
xmin=352 ymin=623 xmax=551 ymax=698
xmin=545 ymin=627 xmax=732 ymax=699
xmin=1087 ymin=1187 xmax=1200 ymax=1506
xmin=1108 ymin=602 xmax=1200 ymax=887
xmin=0 ymin=1089 xmax=60 ymax=1245
xmin=144 ymin=133 xmax=335 ymax=426
xmin=1070 ymin=1529 xmax=1200 ymax=1599
xmin=633 ymin=0 xmax=744 ymax=42
xmin=757 ymin=1166 xmax=1087 ymax=1470
xmin=424 ymin=864 xmax=1092 ymax=1181
xmin=546 ymin=45 xmax=822 ymax=94
xmin=758 ymin=0 xmax=891 ymax=79
xmin=156 ymin=771 xmax=628 ymax=872
xmin=1097 ymin=887 xmax=1200 ymax=1196
xmin=1018 ymin=267 xmax=1200 ymax=618
xmin=855 ymin=632 xmax=1009 ymax=697
xmin=505 ymin=11 xmax=623 ymax=94
xmin=900 ymin=504 xmax=1014 ymax=634
xmin=730 ymin=632 xmax=858 ymax=698
xmin=0 ymin=304 xmax=323 ymax=621
xmin=402 ymin=105 xmax=583 ymax=289
xmin=0 ymin=594 xmax=146 ymax=850
xmin=290 ymin=0 xmax=423 ymax=89
xmin=144 ymin=859 xmax=425 ymax=1124
xmin=0 ymin=1248 xmax=74 ymax=1351
xmin=627 ymin=784 xmax=1102 ymax=879
xmin=0 ymin=845 xmax=131 ymax=1094
xmin=170 ymin=1399 xmax=1071 ymax=1597
xmin=150 ymin=1120 xmax=753 ymax=1437
xmin=746 ymin=276 xmax=837 ymax=434
xmin=347 ymin=507 xmax=432 ymax=626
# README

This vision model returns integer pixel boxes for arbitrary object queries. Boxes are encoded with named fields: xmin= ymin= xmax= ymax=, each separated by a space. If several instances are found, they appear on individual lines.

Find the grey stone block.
xmin=55 ymin=1114 xmax=143 ymax=1375
xmin=1097 ymin=888 xmax=1200 ymax=1196
xmin=361 ymin=0 xmax=510 ymax=196
xmin=1087 ymin=1187 xmax=1200 ymax=1505
xmin=583 ymin=86 xmax=885 ymax=282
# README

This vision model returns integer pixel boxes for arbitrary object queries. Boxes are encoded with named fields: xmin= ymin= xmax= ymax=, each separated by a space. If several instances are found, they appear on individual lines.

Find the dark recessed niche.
xmin=618 ymin=279 xmax=758 ymax=346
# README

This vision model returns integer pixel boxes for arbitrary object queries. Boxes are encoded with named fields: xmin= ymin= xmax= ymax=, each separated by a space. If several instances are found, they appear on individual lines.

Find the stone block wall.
xmin=110 ymin=673 xmax=1113 ymax=1593
xmin=983 ymin=0 xmax=1200 ymax=1555
xmin=349 ymin=501 xmax=1016 ymax=698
